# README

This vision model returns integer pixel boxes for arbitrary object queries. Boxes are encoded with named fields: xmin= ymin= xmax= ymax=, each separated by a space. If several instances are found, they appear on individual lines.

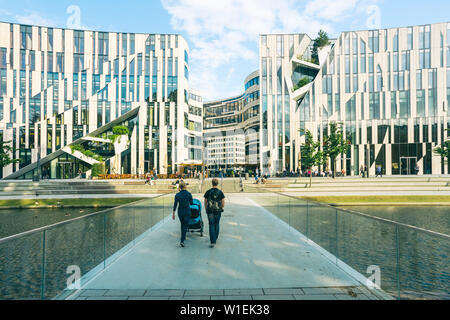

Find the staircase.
xmin=243 ymin=177 xmax=450 ymax=194
xmin=0 ymin=179 xmax=201 ymax=197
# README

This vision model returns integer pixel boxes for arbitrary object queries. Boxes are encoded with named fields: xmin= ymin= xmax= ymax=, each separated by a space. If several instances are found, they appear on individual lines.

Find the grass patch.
xmin=301 ymin=195 xmax=450 ymax=204
xmin=0 ymin=198 xmax=145 ymax=208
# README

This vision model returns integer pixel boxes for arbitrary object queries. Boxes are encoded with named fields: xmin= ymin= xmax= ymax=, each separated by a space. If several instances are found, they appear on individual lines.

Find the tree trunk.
xmin=309 ymin=167 xmax=312 ymax=188
xmin=332 ymin=157 xmax=336 ymax=179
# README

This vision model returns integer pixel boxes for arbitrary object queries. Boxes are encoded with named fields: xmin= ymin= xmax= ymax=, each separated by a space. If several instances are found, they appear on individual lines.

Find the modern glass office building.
xmin=261 ymin=22 xmax=450 ymax=176
xmin=2 ymin=21 xmax=450 ymax=179
xmin=203 ymin=70 xmax=260 ymax=171
xmin=0 ymin=22 xmax=203 ymax=179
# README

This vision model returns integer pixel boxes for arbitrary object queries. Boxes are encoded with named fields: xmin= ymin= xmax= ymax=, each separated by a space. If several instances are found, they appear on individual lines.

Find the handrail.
xmin=0 ymin=192 xmax=175 ymax=244
xmin=244 ymin=185 xmax=450 ymax=240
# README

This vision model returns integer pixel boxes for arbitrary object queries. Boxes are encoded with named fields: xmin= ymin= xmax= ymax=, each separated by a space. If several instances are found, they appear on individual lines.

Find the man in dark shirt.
xmin=204 ymin=178 xmax=225 ymax=248
xmin=172 ymin=182 xmax=193 ymax=247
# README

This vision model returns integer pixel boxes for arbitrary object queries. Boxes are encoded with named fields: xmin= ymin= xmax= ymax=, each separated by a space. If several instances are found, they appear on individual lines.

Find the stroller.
xmin=188 ymin=199 xmax=204 ymax=237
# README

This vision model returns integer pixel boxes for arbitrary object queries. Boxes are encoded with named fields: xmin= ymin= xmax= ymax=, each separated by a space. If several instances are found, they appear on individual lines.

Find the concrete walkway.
xmin=67 ymin=194 xmax=390 ymax=300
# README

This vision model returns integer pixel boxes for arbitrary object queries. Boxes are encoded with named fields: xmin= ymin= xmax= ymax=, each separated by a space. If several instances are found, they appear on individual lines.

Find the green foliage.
xmin=434 ymin=139 xmax=450 ymax=163
xmin=300 ymin=130 xmax=324 ymax=170
xmin=92 ymin=162 xmax=106 ymax=177
xmin=300 ymin=130 xmax=324 ymax=188
xmin=322 ymin=122 xmax=350 ymax=178
xmin=311 ymin=30 xmax=330 ymax=65
xmin=0 ymin=140 xmax=21 ymax=168
xmin=293 ymin=77 xmax=312 ymax=92
xmin=296 ymin=55 xmax=319 ymax=65
xmin=112 ymin=125 xmax=129 ymax=135
xmin=69 ymin=144 xmax=103 ymax=162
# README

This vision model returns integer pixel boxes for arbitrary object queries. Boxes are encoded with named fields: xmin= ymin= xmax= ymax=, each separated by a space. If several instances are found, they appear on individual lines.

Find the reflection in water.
xmin=0 ymin=199 xmax=169 ymax=299
xmin=339 ymin=206 xmax=450 ymax=236
xmin=255 ymin=197 xmax=450 ymax=300
xmin=0 ymin=208 xmax=100 ymax=239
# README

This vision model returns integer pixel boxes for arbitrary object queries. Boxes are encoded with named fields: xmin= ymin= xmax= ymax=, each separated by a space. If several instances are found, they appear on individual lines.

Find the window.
xmin=0 ymin=48 xmax=6 ymax=68
xmin=416 ymin=89 xmax=425 ymax=117
xmin=74 ymin=30 xmax=84 ymax=53
xmin=130 ymin=34 xmax=135 ymax=55
xmin=277 ymin=35 xmax=283 ymax=56
xmin=99 ymin=32 xmax=109 ymax=55
xmin=368 ymin=30 xmax=379 ymax=53
xmin=122 ymin=33 xmax=127 ymax=56
xmin=417 ymin=70 xmax=422 ymax=89
xmin=393 ymin=31 xmax=399 ymax=52
xmin=184 ymin=66 xmax=189 ymax=80
xmin=407 ymin=27 xmax=413 ymax=50
xmin=30 ymin=51 xmax=35 ymax=71
xmin=419 ymin=25 xmax=431 ymax=49
xmin=56 ymin=52 xmax=64 ymax=73
xmin=20 ymin=26 xmax=32 ymax=50
xmin=401 ymin=51 xmax=410 ymax=70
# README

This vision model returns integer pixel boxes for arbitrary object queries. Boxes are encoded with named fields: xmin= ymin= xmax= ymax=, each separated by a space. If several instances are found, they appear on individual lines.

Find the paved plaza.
xmin=65 ymin=194 xmax=391 ymax=300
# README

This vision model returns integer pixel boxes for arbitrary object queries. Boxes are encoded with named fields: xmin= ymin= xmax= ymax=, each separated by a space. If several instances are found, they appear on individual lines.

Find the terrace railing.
xmin=243 ymin=184 xmax=450 ymax=300
xmin=0 ymin=192 xmax=175 ymax=300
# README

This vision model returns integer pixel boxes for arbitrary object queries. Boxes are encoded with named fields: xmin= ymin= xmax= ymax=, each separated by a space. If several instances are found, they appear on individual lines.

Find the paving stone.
xmin=184 ymin=289 xmax=224 ymax=296
xmin=145 ymin=289 xmax=185 ymax=297
xmin=334 ymin=293 xmax=371 ymax=300
xmin=294 ymin=294 xmax=337 ymax=300
xmin=211 ymin=295 xmax=253 ymax=300
xmin=252 ymin=295 xmax=295 ymax=300
xmin=66 ymin=291 xmax=84 ymax=300
xmin=302 ymin=287 xmax=347 ymax=295
xmin=86 ymin=296 xmax=129 ymax=300
xmin=104 ymin=289 xmax=146 ymax=297
xmin=79 ymin=289 xmax=108 ymax=297
xmin=263 ymin=288 xmax=304 ymax=295
xmin=128 ymin=296 xmax=170 ymax=300
xmin=169 ymin=296 xmax=211 ymax=300
xmin=224 ymin=289 xmax=264 ymax=296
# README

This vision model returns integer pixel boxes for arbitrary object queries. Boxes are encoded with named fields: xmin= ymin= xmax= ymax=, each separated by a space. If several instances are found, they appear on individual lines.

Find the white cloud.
xmin=162 ymin=0 xmax=379 ymax=101
xmin=14 ymin=11 xmax=58 ymax=27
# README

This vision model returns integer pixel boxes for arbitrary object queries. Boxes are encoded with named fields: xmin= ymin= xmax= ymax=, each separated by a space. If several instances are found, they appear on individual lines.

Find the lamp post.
xmin=202 ymin=139 xmax=206 ymax=182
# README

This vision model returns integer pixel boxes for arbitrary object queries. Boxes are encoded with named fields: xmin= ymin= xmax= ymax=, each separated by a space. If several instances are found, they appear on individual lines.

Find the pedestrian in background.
xmin=376 ymin=166 xmax=383 ymax=178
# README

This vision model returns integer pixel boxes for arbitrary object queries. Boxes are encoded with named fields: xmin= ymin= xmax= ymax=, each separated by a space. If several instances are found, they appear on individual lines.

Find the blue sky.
xmin=0 ymin=0 xmax=449 ymax=101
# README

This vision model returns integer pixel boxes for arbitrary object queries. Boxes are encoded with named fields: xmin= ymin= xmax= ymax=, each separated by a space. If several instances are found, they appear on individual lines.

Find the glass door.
xmin=400 ymin=157 xmax=417 ymax=175
xmin=408 ymin=158 xmax=417 ymax=175
xmin=57 ymin=162 xmax=73 ymax=179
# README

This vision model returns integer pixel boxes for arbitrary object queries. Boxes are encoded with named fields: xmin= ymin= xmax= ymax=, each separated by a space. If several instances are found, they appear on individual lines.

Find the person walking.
xmin=172 ymin=182 xmax=194 ymax=247
xmin=360 ymin=165 xmax=364 ymax=178
xmin=376 ymin=166 xmax=383 ymax=178
xmin=204 ymin=178 xmax=225 ymax=248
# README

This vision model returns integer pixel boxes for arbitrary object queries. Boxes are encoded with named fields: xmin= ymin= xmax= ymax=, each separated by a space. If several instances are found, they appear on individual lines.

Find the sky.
xmin=0 ymin=0 xmax=449 ymax=102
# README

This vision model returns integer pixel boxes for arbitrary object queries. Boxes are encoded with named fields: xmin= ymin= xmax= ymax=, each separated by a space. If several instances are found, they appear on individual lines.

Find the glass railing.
xmin=0 ymin=192 xmax=175 ymax=300
xmin=243 ymin=185 xmax=450 ymax=300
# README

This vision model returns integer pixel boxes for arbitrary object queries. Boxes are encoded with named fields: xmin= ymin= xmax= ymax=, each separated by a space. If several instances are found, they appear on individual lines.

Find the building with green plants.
xmin=0 ymin=22 xmax=203 ymax=179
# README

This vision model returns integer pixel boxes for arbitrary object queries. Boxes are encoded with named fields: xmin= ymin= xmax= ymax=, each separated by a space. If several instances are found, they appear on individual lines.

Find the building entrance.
xmin=56 ymin=162 xmax=74 ymax=179
xmin=400 ymin=157 xmax=417 ymax=175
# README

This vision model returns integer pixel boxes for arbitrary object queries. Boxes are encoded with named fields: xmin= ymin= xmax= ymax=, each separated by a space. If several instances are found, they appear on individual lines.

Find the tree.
xmin=0 ymin=140 xmax=20 ymax=168
xmin=323 ymin=122 xmax=350 ymax=179
xmin=300 ymin=130 xmax=324 ymax=188
xmin=434 ymin=133 xmax=450 ymax=173
xmin=311 ymin=30 xmax=330 ymax=64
